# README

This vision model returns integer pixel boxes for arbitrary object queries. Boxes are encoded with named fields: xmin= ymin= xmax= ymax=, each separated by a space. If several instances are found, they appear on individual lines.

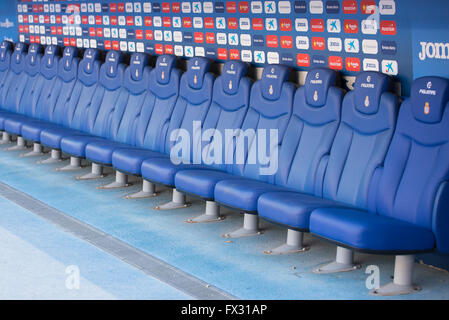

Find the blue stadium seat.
xmin=175 ymin=64 xmax=294 ymax=229
xmin=76 ymin=52 xmax=152 ymax=180
xmin=258 ymin=72 xmax=397 ymax=251
xmin=309 ymin=76 xmax=449 ymax=295
xmin=39 ymin=48 xmax=102 ymax=165
xmin=110 ymin=57 xmax=212 ymax=193
xmin=0 ymin=41 xmax=13 ymax=105
xmin=58 ymin=50 xmax=127 ymax=171
xmin=139 ymin=60 xmax=251 ymax=211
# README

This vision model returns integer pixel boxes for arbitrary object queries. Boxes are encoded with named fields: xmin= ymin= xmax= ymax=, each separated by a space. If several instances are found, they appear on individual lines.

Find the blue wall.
xmin=0 ymin=0 xmax=18 ymax=42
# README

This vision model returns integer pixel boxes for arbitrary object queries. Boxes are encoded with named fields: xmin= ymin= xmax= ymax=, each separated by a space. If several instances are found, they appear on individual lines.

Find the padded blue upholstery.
xmin=40 ymin=49 xmax=101 ymax=149
xmin=21 ymin=47 xmax=79 ymax=142
xmin=141 ymin=60 xmax=251 ymax=186
xmin=0 ymin=41 xmax=12 ymax=106
xmin=259 ymin=72 xmax=397 ymax=230
xmin=111 ymin=54 xmax=181 ymax=174
xmin=84 ymin=53 xmax=152 ymax=165
xmin=215 ymin=68 xmax=340 ymax=212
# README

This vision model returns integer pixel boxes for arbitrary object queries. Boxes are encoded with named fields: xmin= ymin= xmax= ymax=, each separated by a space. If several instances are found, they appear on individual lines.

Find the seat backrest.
xmin=0 ymin=41 xmax=13 ymax=104
xmin=136 ymin=54 xmax=180 ymax=152
xmin=110 ymin=52 xmax=151 ymax=144
xmin=2 ymin=42 xmax=27 ymax=112
xmin=276 ymin=68 xmax=343 ymax=195
xmin=200 ymin=60 xmax=251 ymax=171
xmin=322 ymin=72 xmax=398 ymax=210
xmin=376 ymin=77 xmax=449 ymax=252
xmin=233 ymin=64 xmax=294 ymax=183
xmin=51 ymin=47 xmax=79 ymax=124
xmin=68 ymin=48 xmax=102 ymax=132
xmin=16 ymin=44 xmax=44 ymax=116
xmin=165 ymin=57 xmax=214 ymax=160
xmin=89 ymin=50 xmax=127 ymax=139
xmin=32 ymin=45 xmax=62 ymax=121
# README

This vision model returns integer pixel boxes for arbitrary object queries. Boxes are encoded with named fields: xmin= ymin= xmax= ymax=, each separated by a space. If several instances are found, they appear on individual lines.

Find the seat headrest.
xmin=305 ymin=68 xmax=336 ymax=107
xmin=186 ymin=57 xmax=211 ymax=89
xmin=99 ymin=50 xmax=124 ymax=90
xmin=0 ymin=41 xmax=12 ymax=71
xmin=411 ymin=77 xmax=449 ymax=124
xmin=354 ymin=72 xmax=390 ymax=115
xmin=260 ymin=65 xmax=290 ymax=101
xmin=155 ymin=54 xmax=176 ymax=85
xmin=221 ymin=61 xmax=247 ymax=95
xmin=40 ymin=45 xmax=60 ymax=79
xmin=58 ymin=47 xmax=78 ymax=83
xmin=78 ymin=49 xmax=100 ymax=86
xmin=10 ymin=42 xmax=27 ymax=74
xmin=25 ymin=44 xmax=43 ymax=76
xmin=129 ymin=53 xmax=149 ymax=81
xmin=103 ymin=50 xmax=123 ymax=78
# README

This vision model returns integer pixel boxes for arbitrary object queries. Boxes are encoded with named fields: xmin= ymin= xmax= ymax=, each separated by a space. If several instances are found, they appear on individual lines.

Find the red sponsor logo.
xmin=19 ymin=25 xmax=24 ymax=33
xmin=228 ymin=18 xmax=238 ymax=29
xmin=111 ymin=16 xmax=118 ymax=25
xmin=97 ymin=28 xmax=103 ymax=37
xmin=280 ymin=36 xmax=293 ymax=48
xmin=70 ymin=38 xmax=77 ymax=47
xmin=89 ymin=27 xmax=96 ymax=37
xmin=361 ymin=0 xmax=376 ymax=14
xmin=165 ymin=45 xmax=173 ymax=54
xmin=312 ymin=37 xmax=326 ymax=50
xmin=44 ymin=16 xmax=50 ymax=24
xmin=328 ymin=56 xmax=343 ymax=70
xmin=34 ymin=16 xmax=38 ymax=23
xmin=345 ymin=57 xmax=361 ymax=71
xmin=112 ymin=41 xmax=120 ymax=51
xmin=35 ymin=36 xmax=40 ymax=44
xmin=227 ymin=2 xmax=237 ymax=13
xmin=344 ymin=20 xmax=359 ymax=33
xmin=205 ymin=17 xmax=214 ymax=28
xmin=117 ymin=3 xmax=125 ymax=12
xmin=297 ymin=54 xmax=310 ymax=67
xmin=230 ymin=49 xmax=240 ymax=60
xmin=32 ymin=5 xmax=37 ymax=13
xmin=145 ymin=30 xmax=154 ymax=40
xmin=279 ymin=19 xmax=292 ymax=31
xmin=155 ymin=44 xmax=164 ymax=55
xmin=239 ymin=1 xmax=250 ymax=13
xmin=380 ymin=21 xmax=397 ymax=35
xmin=311 ymin=19 xmax=325 ymax=32
xmin=24 ymin=25 xmax=29 ymax=33
xmin=126 ymin=16 xmax=134 ymax=26
xmin=57 ymin=27 xmax=62 ymax=35
xmin=205 ymin=32 xmax=215 ymax=44
xmin=104 ymin=41 xmax=112 ymax=50
xmin=63 ymin=38 xmax=70 ymax=47
xmin=194 ymin=32 xmax=204 ymax=43
xmin=38 ymin=4 xmax=43 ymax=12
xmin=218 ymin=48 xmax=228 ymax=60
xmin=96 ymin=16 xmax=102 ymax=25
xmin=82 ymin=16 xmax=88 ymax=25
xmin=252 ymin=18 xmax=264 ymax=30
xmin=162 ymin=3 xmax=171 ymax=13
xmin=56 ymin=16 xmax=61 ymax=24
xmin=23 ymin=15 xmax=28 ymax=23
xmin=172 ymin=2 xmax=181 ymax=12
xmin=68 ymin=15 xmax=74 ymax=25
xmin=30 ymin=36 xmax=35 ymax=44
xmin=135 ymin=30 xmax=144 ymax=40
xmin=266 ymin=35 xmax=279 ymax=48
xmin=109 ymin=3 xmax=117 ymax=12
xmin=183 ymin=17 xmax=192 ymax=28
xmin=342 ymin=0 xmax=358 ymax=14
xmin=163 ymin=17 xmax=171 ymax=27
xmin=144 ymin=16 xmax=152 ymax=27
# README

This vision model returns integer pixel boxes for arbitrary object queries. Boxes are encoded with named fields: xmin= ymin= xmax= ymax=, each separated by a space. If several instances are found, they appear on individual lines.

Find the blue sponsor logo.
xmin=101 ymin=4 xmax=109 ymax=12
xmin=253 ymin=35 xmax=265 ymax=47
xmin=312 ymin=55 xmax=326 ymax=66
xmin=82 ymin=28 xmax=89 ymax=36
xmin=205 ymin=48 xmax=217 ymax=58
xmin=326 ymin=1 xmax=340 ymax=14
xmin=281 ymin=53 xmax=294 ymax=65
xmin=294 ymin=1 xmax=307 ymax=13
xmin=381 ymin=41 xmax=397 ymax=55
xmin=183 ymin=32 xmax=193 ymax=43
xmin=215 ymin=2 xmax=225 ymax=13
xmin=152 ymin=3 xmax=161 ymax=12
xmin=127 ymin=30 xmax=135 ymax=39
xmin=145 ymin=44 xmax=155 ymax=53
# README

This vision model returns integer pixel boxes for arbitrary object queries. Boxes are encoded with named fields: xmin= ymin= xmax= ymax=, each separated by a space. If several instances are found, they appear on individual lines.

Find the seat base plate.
xmin=264 ymin=243 xmax=310 ymax=255
xmin=153 ymin=201 xmax=191 ymax=210
xmin=125 ymin=190 xmax=159 ymax=199
xmin=185 ymin=214 xmax=225 ymax=224
xmin=371 ymin=282 xmax=421 ymax=296
xmin=313 ymin=261 xmax=362 ymax=274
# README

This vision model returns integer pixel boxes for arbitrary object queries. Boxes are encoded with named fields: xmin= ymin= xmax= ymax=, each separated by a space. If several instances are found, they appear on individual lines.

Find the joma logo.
xmin=419 ymin=41 xmax=449 ymax=61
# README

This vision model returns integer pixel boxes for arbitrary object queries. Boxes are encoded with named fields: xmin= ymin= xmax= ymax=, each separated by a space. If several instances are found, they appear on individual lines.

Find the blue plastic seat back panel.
xmin=2 ymin=42 xmax=28 ymax=113
xmin=201 ymin=60 xmax=251 ymax=171
xmin=376 ymin=77 xmax=449 ymax=252
xmin=51 ymin=47 xmax=79 ymax=124
xmin=234 ymin=64 xmax=294 ymax=183
xmin=323 ymin=72 xmax=398 ymax=210
xmin=89 ymin=50 xmax=128 ymax=139
xmin=113 ymin=53 xmax=151 ymax=145
xmin=165 ymin=57 xmax=214 ymax=160
xmin=0 ymin=41 xmax=12 ymax=106
xmin=276 ymin=68 xmax=342 ymax=195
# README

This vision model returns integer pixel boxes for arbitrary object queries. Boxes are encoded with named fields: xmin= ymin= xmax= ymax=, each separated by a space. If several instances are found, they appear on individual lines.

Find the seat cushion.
xmin=310 ymin=207 xmax=435 ymax=253
xmin=0 ymin=111 xmax=17 ymax=130
xmin=85 ymin=141 xmax=131 ymax=165
xmin=40 ymin=127 xmax=89 ymax=149
xmin=258 ymin=192 xmax=344 ymax=231
xmin=61 ymin=135 xmax=108 ymax=157
xmin=2 ymin=114 xmax=30 ymax=134
xmin=21 ymin=120 xmax=60 ymax=142
xmin=214 ymin=179 xmax=287 ymax=213
xmin=140 ymin=157 xmax=206 ymax=186
xmin=174 ymin=169 xmax=242 ymax=200
xmin=111 ymin=148 xmax=167 ymax=175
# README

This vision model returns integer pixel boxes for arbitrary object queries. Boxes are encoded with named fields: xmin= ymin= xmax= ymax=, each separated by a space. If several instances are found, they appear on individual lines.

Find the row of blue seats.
xmin=1 ymin=41 xmax=449 ymax=296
